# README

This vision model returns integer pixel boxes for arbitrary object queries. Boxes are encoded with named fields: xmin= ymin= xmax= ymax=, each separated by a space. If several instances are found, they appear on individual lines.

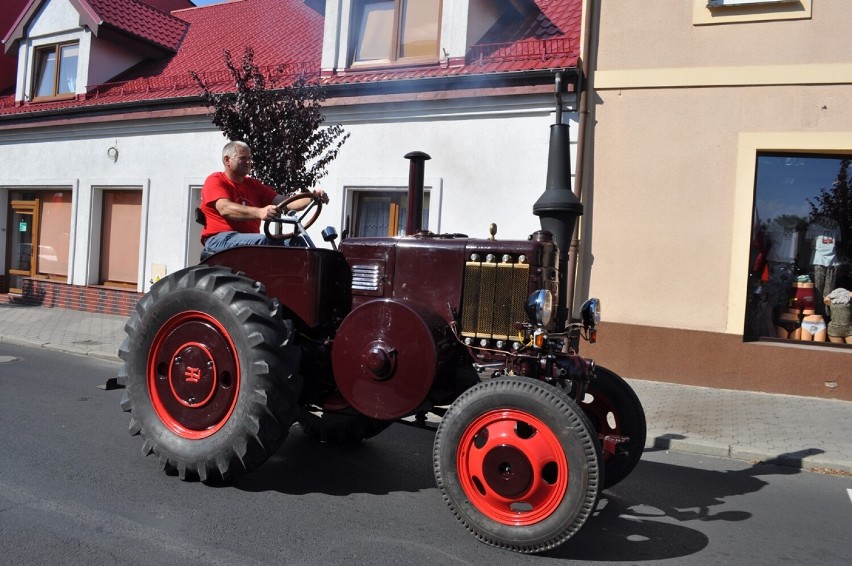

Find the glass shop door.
xmin=6 ymin=200 xmax=39 ymax=294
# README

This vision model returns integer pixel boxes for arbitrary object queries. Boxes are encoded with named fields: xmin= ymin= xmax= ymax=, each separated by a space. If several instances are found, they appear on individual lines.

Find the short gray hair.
xmin=222 ymin=140 xmax=250 ymax=160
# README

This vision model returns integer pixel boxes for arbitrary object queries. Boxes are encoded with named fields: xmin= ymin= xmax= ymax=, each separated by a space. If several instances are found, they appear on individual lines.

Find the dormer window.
xmin=32 ymin=42 xmax=78 ymax=100
xmin=352 ymin=0 xmax=441 ymax=66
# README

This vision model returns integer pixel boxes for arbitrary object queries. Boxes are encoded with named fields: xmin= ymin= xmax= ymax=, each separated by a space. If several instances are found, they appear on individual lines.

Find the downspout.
xmin=565 ymin=0 xmax=596 ymax=321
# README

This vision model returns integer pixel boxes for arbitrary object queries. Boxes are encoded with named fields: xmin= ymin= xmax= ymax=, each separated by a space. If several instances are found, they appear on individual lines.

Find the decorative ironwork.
xmin=467 ymin=38 xmax=574 ymax=66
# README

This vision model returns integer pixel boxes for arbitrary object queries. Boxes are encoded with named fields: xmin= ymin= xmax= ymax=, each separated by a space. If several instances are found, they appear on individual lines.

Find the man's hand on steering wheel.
xmin=263 ymin=190 xmax=326 ymax=240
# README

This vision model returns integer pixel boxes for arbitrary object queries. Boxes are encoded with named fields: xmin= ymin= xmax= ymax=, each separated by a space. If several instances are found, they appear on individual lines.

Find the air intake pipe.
xmin=532 ymin=72 xmax=584 ymax=330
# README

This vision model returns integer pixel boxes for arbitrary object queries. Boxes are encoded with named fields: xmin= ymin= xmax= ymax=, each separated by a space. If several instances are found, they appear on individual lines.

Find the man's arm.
xmin=215 ymin=198 xmax=279 ymax=221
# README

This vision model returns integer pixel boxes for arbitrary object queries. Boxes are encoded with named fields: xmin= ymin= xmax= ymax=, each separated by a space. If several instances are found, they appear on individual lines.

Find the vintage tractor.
xmin=117 ymin=80 xmax=646 ymax=554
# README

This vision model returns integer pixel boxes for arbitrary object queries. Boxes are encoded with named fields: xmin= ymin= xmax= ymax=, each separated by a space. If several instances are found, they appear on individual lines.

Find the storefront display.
xmin=746 ymin=154 xmax=851 ymax=347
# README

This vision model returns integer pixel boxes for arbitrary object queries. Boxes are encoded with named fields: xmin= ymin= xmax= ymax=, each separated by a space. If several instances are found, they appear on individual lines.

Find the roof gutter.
xmin=0 ymin=66 xmax=581 ymax=126
xmin=321 ymin=67 xmax=580 ymax=100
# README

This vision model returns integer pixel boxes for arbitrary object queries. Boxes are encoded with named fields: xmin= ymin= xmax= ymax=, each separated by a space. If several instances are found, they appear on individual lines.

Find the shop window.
xmin=37 ymin=191 xmax=72 ymax=278
xmin=32 ymin=43 xmax=78 ymax=100
xmin=351 ymin=189 xmax=430 ymax=237
xmin=746 ymin=154 xmax=852 ymax=346
xmin=351 ymin=0 xmax=441 ymax=66
xmin=100 ymin=190 xmax=141 ymax=288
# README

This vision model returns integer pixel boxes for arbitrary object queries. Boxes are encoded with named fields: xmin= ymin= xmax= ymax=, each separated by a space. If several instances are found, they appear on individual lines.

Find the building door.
xmin=6 ymin=199 xmax=39 ymax=294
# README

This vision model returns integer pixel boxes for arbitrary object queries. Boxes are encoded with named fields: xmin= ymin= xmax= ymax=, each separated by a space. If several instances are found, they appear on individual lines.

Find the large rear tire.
xmin=117 ymin=265 xmax=302 ymax=482
xmin=433 ymin=377 xmax=601 ymax=553
xmin=579 ymin=366 xmax=646 ymax=489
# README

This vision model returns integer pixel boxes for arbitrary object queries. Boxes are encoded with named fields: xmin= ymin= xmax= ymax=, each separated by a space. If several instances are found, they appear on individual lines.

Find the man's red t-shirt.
xmin=200 ymin=172 xmax=279 ymax=241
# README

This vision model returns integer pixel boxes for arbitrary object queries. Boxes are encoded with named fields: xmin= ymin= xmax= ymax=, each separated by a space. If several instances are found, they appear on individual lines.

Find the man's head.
xmin=222 ymin=141 xmax=253 ymax=182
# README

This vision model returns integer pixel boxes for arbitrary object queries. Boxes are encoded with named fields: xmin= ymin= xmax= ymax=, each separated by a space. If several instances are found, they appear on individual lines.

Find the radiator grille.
xmin=460 ymin=261 xmax=529 ymax=339
xmin=351 ymin=264 xmax=382 ymax=292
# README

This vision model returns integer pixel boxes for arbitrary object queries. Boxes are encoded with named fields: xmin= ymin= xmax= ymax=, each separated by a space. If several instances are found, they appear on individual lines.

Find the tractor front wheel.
xmin=433 ymin=377 xmax=601 ymax=553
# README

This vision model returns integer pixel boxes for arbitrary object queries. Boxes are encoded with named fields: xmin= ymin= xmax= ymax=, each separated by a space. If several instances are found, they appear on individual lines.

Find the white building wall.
xmin=324 ymin=94 xmax=575 ymax=242
xmin=26 ymin=0 xmax=78 ymax=37
xmin=87 ymin=39 xmax=145 ymax=88
xmin=0 ymin=92 xmax=576 ymax=293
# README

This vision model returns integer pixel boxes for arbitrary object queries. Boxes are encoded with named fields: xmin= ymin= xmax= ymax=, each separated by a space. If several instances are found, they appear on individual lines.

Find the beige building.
xmin=579 ymin=0 xmax=852 ymax=399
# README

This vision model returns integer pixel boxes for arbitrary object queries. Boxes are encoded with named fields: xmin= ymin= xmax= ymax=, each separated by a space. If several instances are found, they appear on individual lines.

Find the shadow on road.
xmin=235 ymin=422 xmax=437 ymax=496
xmin=552 ymin=451 xmax=809 ymax=561
xmin=230 ymin=420 xmax=817 ymax=562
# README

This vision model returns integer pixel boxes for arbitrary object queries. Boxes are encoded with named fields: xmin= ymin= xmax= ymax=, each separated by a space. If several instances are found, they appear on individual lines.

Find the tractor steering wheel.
xmin=263 ymin=192 xmax=324 ymax=240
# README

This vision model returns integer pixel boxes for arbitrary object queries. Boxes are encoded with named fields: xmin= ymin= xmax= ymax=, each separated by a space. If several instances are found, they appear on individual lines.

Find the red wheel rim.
xmin=456 ymin=409 xmax=568 ymax=526
xmin=147 ymin=311 xmax=240 ymax=439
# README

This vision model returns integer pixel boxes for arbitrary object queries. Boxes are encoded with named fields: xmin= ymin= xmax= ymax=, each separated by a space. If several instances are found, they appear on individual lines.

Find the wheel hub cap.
xmin=148 ymin=312 xmax=240 ymax=439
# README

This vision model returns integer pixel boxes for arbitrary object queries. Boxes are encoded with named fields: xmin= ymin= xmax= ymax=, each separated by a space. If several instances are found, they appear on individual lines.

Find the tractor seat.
xmin=196 ymin=207 xmax=212 ymax=262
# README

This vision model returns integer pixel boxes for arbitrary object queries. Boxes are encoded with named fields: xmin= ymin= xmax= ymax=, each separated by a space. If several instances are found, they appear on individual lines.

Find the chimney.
xmin=532 ymin=72 xmax=584 ymax=328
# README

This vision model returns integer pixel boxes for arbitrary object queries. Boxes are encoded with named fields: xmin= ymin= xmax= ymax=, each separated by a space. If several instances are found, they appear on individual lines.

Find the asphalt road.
xmin=0 ymin=343 xmax=849 ymax=565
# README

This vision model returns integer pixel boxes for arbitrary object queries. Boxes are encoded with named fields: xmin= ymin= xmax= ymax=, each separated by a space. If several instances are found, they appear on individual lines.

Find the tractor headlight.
xmin=526 ymin=289 xmax=554 ymax=326
xmin=580 ymin=298 xmax=601 ymax=328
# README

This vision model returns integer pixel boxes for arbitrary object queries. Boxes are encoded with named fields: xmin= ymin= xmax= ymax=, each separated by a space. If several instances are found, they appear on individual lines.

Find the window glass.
xmin=38 ymin=191 xmax=72 ymax=278
xmin=746 ymin=154 xmax=852 ymax=346
xmin=399 ymin=0 xmax=440 ymax=59
xmin=58 ymin=44 xmax=78 ymax=94
xmin=352 ymin=0 xmax=440 ymax=65
xmin=355 ymin=1 xmax=395 ymax=62
xmin=100 ymin=190 xmax=141 ymax=286
xmin=352 ymin=190 xmax=430 ymax=237
xmin=188 ymin=186 xmax=203 ymax=265
xmin=32 ymin=43 xmax=77 ymax=99
xmin=34 ymin=49 xmax=57 ymax=98
xmin=9 ymin=211 xmax=33 ymax=272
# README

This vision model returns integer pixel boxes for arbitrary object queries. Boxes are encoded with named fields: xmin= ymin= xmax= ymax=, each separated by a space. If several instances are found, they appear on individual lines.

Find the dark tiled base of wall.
xmin=0 ymin=279 xmax=141 ymax=317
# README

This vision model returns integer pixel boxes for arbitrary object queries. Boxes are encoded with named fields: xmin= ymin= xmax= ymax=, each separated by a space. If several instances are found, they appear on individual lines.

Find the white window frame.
xmin=17 ymin=30 xmax=90 ymax=103
xmin=348 ymin=0 xmax=442 ymax=68
xmin=339 ymin=176 xmax=443 ymax=237
xmin=87 ymin=182 xmax=149 ymax=292
xmin=185 ymin=184 xmax=203 ymax=267
xmin=708 ymin=0 xmax=797 ymax=6
xmin=695 ymin=0 xmax=809 ymax=25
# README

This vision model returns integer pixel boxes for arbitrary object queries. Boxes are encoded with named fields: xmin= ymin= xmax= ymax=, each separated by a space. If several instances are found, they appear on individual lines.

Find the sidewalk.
xmin=1 ymin=303 xmax=850 ymax=474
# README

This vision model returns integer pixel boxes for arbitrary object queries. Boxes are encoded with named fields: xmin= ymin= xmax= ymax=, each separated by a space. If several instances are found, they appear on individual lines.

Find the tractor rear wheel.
xmin=118 ymin=265 xmax=301 ymax=482
xmin=433 ymin=377 xmax=601 ymax=553
xmin=579 ymin=366 xmax=646 ymax=489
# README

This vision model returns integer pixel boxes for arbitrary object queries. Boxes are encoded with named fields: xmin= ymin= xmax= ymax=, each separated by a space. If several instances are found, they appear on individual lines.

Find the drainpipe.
xmin=565 ymin=0 xmax=596 ymax=321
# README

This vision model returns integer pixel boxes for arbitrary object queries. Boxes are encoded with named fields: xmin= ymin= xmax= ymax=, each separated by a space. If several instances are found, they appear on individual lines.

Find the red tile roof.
xmin=82 ymin=0 xmax=189 ymax=52
xmin=3 ymin=0 xmax=189 ymax=55
xmin=139 ymin=0 xmax=194 ymax=11
xmin=0 ymin=0 xmax=28 ymax=91
xmin=0 ymin=0 xmax=323 ymax=115
xmin=0 ymin=0 xmax=581 ymax=119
